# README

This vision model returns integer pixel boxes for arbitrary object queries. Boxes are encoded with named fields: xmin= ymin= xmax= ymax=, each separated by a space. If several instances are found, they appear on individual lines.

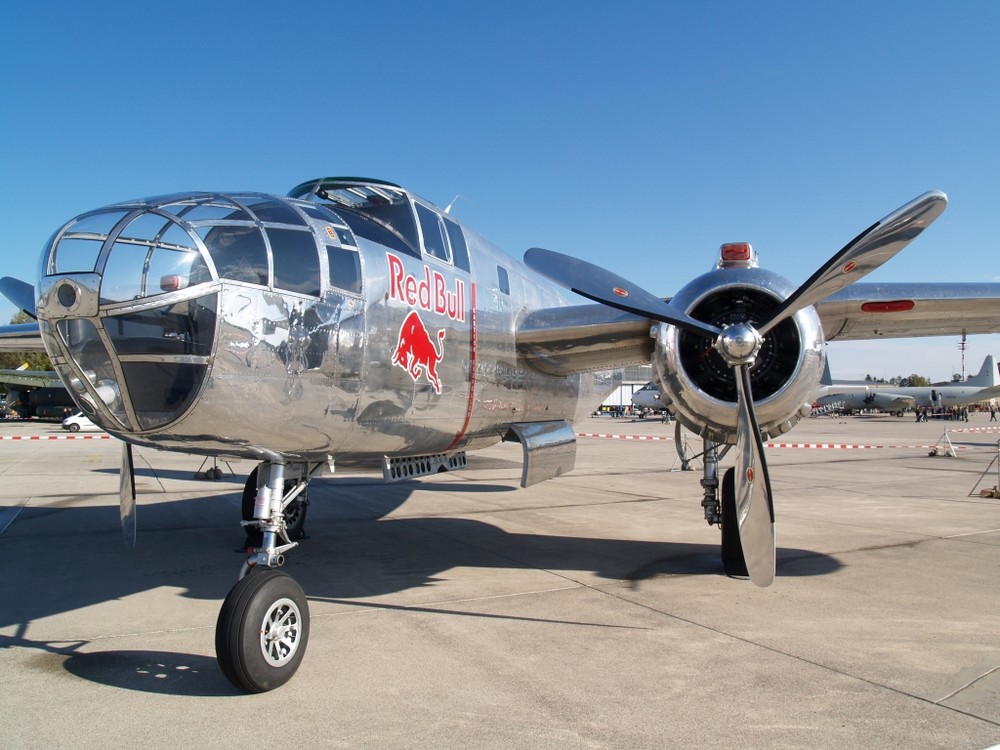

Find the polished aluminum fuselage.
xmin=654 ymin=266 xmax=826 ymax=443
xmin=35 ymin=189 xmax=618 ymax=462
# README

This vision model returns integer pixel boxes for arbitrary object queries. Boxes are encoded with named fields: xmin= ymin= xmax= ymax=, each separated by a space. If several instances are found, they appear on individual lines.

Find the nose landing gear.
xmin=216 ymin=460 xmax=319 ymax=692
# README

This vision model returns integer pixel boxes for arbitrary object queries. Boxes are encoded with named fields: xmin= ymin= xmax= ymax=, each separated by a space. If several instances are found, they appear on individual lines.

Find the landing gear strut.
xmin=240 ymin=464 xmax=309 ymax=548
xmin=216 ymin=460 xmax=319 ymax=692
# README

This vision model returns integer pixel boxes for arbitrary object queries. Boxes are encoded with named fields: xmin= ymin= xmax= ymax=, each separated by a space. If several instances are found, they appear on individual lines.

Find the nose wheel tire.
xmin=216 ymin=568 xmax=310 ymax=693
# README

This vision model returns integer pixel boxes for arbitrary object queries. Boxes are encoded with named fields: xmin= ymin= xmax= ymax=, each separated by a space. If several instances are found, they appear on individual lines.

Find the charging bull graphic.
xmin=392 ymin=310 xmax=446 ymax=393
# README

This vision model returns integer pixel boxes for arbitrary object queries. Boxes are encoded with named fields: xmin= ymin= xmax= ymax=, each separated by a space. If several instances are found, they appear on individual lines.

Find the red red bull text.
xmin=392 ymin=310 xmax=445 ymax=393
xmin=387 ymin=253 xmax=466 ymax=322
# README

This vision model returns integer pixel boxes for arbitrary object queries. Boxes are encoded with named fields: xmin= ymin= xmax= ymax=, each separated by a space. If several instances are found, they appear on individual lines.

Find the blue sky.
xmin=2 ymin=1 xmax=998 ymax=381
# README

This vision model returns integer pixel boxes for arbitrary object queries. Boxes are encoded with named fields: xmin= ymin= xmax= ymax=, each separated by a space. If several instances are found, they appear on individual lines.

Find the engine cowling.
xmin=654 ymin=266 xmax=825 ymax=444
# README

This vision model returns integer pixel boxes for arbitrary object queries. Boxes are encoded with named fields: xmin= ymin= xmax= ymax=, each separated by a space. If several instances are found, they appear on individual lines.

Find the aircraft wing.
xmin=0 ymin=368 xmax=62 ymax=388
xmin=516 ymin=303 xmax=653 ymax=376
xmin=816 ymin=283 xmax=1000 ymax=341
xmin=0 ymin=322 xmax=45 ymax=353
xmin=517 ymin=283 xmax=1000 ymax=376
xmin=970 ymin=385 xmax=1000 ymax=401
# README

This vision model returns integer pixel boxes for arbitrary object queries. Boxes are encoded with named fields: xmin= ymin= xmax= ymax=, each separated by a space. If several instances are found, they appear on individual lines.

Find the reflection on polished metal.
xmin=733 ymin=365 xmax=774 ymax=587
xmin=505 ymin=420 xmax=577 ymax=488
xmin=716 ymin=323 xmax=762 ymax=365
xmin=654 ymin=266 xmax=825 ymax=445
xmin=7 ymin=177 xmax=994 ymax=691
xmin=35 ymin=187 xmax=614 ymax=462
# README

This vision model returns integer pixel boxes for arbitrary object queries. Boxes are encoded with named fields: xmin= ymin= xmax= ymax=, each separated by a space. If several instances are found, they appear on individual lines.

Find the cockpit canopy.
xmin=45 ymin=192 xmax=363 ymax=305
xmin=38 ymin=191 xmax=364 ymax=433
xmin=289 ymin=177 xmax=470 ymax=272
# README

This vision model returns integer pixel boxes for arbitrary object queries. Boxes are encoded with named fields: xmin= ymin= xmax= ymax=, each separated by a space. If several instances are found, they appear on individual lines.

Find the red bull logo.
xmin=392 ymin=310 xmax=446 ymax=393
xmin=387 ymin=253 xmax=466 ymax=322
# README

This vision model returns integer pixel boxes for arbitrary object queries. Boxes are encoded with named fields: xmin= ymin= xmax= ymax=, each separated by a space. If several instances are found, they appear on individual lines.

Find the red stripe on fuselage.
xmin=446 ymin=283 xmax=478 ymax=451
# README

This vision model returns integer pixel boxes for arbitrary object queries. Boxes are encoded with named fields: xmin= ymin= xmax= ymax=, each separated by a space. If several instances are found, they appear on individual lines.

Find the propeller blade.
xmin=733 ymin=365 xmax=775 ymax=587
xmin=119 ymin=441 xmax=137 ymax=547
xmin=0 ymin=277 xmax=38 ymax=319
xmin=758 ymin=190 xmax=947 ymax=336
xmin=524 ymin=247 xmax=720 ymax=339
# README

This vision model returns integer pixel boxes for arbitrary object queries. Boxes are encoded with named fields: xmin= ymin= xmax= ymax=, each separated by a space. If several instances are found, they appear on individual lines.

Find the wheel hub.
xmin=259 ymin=596 xmax=302 ymax=667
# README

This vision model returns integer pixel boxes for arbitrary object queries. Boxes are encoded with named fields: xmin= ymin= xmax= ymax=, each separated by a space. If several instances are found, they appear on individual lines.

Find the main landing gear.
xmin=215 ymin=461 xmax=318 ymax=693
xmin=697 ymin=438 xmax=749 ymax=579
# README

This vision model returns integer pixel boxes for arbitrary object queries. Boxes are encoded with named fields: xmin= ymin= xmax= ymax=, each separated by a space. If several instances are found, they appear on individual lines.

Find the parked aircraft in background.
xmin=2 ymin=179 xmax=999 ymax=692
xmin=814 ymin=354 xmax=1000 ymax=414
xmin=631 ymin=381 xmax=670 ymax=411
xmin=0 ymin=366 xmax=76 ymax=418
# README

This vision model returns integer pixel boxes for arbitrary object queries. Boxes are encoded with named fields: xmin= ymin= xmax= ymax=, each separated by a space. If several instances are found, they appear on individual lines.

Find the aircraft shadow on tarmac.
xmin=1 ymin=475 xmax=841 ymax=696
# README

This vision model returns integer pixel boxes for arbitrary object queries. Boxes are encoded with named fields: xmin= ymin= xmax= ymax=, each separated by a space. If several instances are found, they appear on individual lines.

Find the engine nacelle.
xmin=654 ymin=266 xmax=825 ymax=444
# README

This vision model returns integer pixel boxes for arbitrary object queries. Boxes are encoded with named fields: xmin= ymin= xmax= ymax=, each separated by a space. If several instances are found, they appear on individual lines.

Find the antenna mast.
xmin=958 ymin=331 xmax=968 ymax=380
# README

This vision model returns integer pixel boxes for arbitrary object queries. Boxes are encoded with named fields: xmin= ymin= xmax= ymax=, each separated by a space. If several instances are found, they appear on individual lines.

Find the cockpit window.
xmin=54 ymin=238 xmax=104 ymax=274
xmin=51 ymin=210 xmax=130 ymax=274
xmin=326 ymin=246 xmax=362 ymax=294
xmin=268 ymin=228 xmax=321 ymax=296
xmin=415 ymin=203 xmax=450 ymax=262
xmin=444 ymin=218 xmax=470 ymax=273
xmin=235 ymin=195 xmax=308 ymax=226
xmin=292 ymin=179 xmax=421 ymax=259
xmin=165 ymin=199 xmax=252 ymax=223
xmin=102 ymin=243 xmax=211 ymax=304
xmin=101 ymin=242 xmax=151 ymax=303
xmin=119 ymin=212 xmax=172 ymax=242
xmin=198 ymin=225 xmax=269 ymax=286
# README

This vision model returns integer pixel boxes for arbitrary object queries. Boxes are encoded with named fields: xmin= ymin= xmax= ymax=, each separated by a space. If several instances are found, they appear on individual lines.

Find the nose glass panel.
xmin=104 ymin=294 xmax=217 ymax=430
xmin=104 ymin=297 xmax=216 ymax=357
xmin=54 ymin=294 xmax=217 ymax=432
xmin=55 ymin=318 xmax=131 ymax=428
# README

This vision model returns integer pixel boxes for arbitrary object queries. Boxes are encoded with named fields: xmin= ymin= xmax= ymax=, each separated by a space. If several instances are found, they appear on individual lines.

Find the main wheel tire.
xmin=720 ymin=467 xmax=749 ymax=578
xmin=241 ymin=467 xmax=308 ymax=547
xmin=216 ymin=568 xmax=310 ymax=693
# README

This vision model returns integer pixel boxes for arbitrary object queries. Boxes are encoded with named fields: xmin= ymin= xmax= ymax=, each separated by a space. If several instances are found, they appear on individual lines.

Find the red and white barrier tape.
xmin=578 ymin=433 xmax=964 ymax=450
xmin=576 ymin=432 xmax=672 ymax=442
xmin=0 ymin=434 xmax=112 ymax=440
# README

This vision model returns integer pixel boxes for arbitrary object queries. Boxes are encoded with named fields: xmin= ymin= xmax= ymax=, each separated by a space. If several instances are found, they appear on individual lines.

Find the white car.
xmin=61 ymin=412 xmax=100 ymax=432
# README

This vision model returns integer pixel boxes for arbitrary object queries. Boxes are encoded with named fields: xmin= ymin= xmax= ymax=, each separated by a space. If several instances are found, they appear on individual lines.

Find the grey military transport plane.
xmin=2 ymin=178 xmax=999 ymax=692
xmin=814 ymin=354 xmax=1000 ymax=414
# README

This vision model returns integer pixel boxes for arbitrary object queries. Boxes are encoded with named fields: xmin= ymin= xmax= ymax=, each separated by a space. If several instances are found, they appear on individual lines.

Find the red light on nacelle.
xmin=720 ymin=243 xmax=752 ymax=262
xmin=860 ymin=300 xmax=915 ymax=313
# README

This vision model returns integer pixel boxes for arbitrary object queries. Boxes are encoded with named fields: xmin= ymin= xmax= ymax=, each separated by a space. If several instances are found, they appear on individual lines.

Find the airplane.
xmin=2 ymin=178 xmax=1000 ymax=693
xmin=814 ymin=354 xmax=1000 ymax=414
xmin=0 ymin=366 xmax=76 ymax=419
xmin=631 ymin=381 xmax=670 ymax=411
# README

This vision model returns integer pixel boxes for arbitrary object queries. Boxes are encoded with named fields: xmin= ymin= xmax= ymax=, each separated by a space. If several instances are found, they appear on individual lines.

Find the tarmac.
xmin=1 ymin=412 xmax=999 ymax=749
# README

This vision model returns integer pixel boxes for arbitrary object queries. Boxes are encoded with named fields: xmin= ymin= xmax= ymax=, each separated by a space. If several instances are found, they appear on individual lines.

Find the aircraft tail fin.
xmin=966 ymin=355 xmax=998 ymax=387
xmin=820 ymin=356 xmax=833 ymax=386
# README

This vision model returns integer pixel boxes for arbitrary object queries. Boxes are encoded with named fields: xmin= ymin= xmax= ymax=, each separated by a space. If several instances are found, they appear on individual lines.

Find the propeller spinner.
xmin=524 ymin=191 xmax=947 ymax=586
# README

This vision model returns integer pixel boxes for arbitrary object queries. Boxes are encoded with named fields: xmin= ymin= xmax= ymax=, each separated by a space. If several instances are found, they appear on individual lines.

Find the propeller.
xmin=757 ymin=191 xmax=946 ymax=336
xmin=119 ymin=441 xmax=137 ymax=547
xmin=522 ymin=248 xmax=720 ymax=338
xmin=0 ymin=276 xmax=38 ymax=319
xmin=524 ymin=191 xmax=947 ymax=587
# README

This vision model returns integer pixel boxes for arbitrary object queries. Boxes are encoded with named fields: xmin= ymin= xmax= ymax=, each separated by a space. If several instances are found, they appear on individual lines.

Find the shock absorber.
xmin=700 ymin=439 xmax=722 ymax=526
